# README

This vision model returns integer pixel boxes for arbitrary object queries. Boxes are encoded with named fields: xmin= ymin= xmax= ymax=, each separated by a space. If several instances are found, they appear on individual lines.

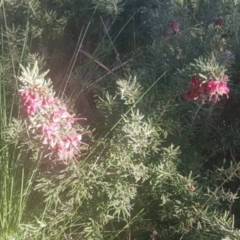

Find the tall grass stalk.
xmin=0 ymin=3 xmax=39 ymax=238
xmin=0 ymin=67 xmax=39 ymax=239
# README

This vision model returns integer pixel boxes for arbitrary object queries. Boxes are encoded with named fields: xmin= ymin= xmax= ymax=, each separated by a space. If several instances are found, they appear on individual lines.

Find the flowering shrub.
xmin=184 ymin=75 xmax=230 ymax=103
xmin=18 ymin=62 xmax=85 ymax=165
xmin=3 ymin=1 xmax=240 ymax=240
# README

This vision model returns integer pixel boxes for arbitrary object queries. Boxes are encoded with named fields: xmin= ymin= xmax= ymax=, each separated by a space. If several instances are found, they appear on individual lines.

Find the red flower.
xmin=214 ymin=18 xmax=224 ymax=26
xmin=184 ymin=75 xmax=230 ymax=103
xmin=184 ymin=90 xmax=200 ymax=100
xmin=190 ymin=76 xmax=203 ymax=89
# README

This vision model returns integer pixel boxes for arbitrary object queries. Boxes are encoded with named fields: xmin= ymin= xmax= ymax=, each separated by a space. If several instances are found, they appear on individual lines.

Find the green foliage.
xmin=117 ymin=76 xmax=143 ymax=105
xmin=0 ymin=48 xmax=39 ymax=239
xmin=2 ymin=0 xmax=240 ymax=239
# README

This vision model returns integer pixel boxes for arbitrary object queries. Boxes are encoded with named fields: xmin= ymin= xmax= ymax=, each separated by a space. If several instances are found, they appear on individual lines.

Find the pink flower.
xmin=53 ymin=133 xmax=83 ymax=161
xmin=65 ymin=116 xmax=75 ymax=128
xmin=217 ymin=81 xmax=229 ymax=97
xmin=41 ymin=96 xmax=60 ymax=108
xmin=20 ymin=90 xmax=42 ymax=115
xmin=19 ymin=82 xmax=86 ymax=165
xmin=54 ymin=137 xmax=75 ymax=160
xmin=58 ymin=107 xmax=70 ymax=118
xmin=51 ymin=111 xmax=62 ymax=123
xmin=184 ymin=75 xmax=230 ymax=103
xmin=24 ymin=98 xmax=34 ymax=107
xmin=170 ymin=21 xmax=180 ymax=33
xmin=41 ymin=133 xmax=57 ymax=148
xmin=20 ymin=90 xmax=28 ymax=98
xmin=41 ymin=97 xmax=51 ymax=107
xmin=29 ymin=91 xmax=40 ymax=101
xmin=26 ymin=105 xmax=37 ymax=115
xmin=204 ymin=80 xmax=218 ymax=94
xmin=203 ymin=80 xmax=229 ymax=102
xmin=69 ymin=134 xmax=81 ymax=147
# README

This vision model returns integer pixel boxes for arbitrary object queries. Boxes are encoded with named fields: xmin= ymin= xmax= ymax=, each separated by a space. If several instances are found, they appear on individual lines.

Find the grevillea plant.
xmin=184 ymin=75 xmax=230 ymax=102
xmin=17 ymin=61 xmax=86 ymax=165
xmin=183 ymin=55 xmax=230 ymax=103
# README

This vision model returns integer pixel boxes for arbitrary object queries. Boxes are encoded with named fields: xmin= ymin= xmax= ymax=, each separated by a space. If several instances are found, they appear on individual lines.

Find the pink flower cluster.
xmin=184 ymin=76 xmax=230 ymax=103
xmin=20 ymin=88 xmax=60 ymax=116
xmin=20 ymin=90 xmax=42 ymax=116
xmin=20 ymin=86 xmax=84 ymax=164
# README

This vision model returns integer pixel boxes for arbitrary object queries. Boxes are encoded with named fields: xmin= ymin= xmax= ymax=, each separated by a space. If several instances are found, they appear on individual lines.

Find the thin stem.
xmin=187 ymin=102 xmax=202 ymax=137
